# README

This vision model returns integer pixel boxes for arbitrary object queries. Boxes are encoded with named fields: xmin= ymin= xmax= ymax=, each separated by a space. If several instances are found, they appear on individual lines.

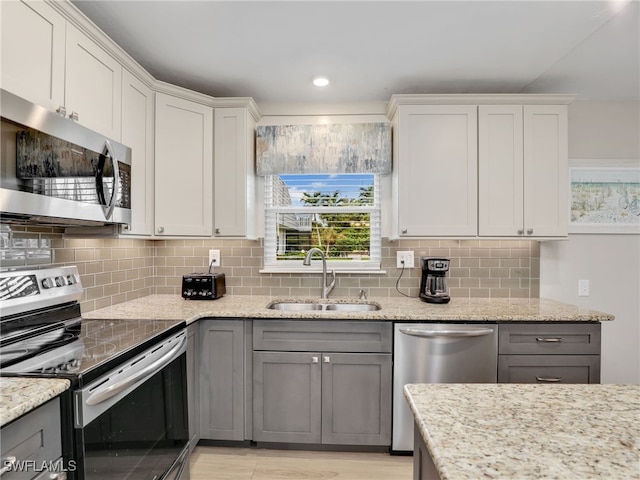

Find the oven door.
xmin=73 ymin=330 xmax=189 ymax=480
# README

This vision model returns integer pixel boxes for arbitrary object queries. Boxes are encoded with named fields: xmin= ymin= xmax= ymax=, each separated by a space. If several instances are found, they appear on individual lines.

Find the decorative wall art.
xmin=256 ymin=122 xmax=392 ymax=175
xmin=569 ymin=160 xmax=640 ymax=234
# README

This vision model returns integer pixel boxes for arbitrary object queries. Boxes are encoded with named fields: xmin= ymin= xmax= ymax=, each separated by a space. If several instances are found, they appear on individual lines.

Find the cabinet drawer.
xmin=498 ymin=355 xmax=600 ymax=383
xmin=499 ymin=323 xmax=601 ymax=355
xmin=1 ymin=398 xmax=61 ymax=480
xmin=253 ymin=320 xmax=392 ymax=353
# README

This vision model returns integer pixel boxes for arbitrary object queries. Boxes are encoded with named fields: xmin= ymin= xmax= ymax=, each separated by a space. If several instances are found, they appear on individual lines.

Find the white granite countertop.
xmin=83 ymin=294 xmax=614 ymax=324
xmin=404 ymin=383 xmax=640 ymax=480
xmin=0 ymin=377 xmax=71 ymax=427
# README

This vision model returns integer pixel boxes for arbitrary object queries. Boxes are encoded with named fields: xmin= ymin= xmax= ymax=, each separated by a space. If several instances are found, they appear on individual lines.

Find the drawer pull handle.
xmin=536 ymin=337 xmax=562 ymax=343
xmin=0 ymin=456 xmax=17 ymax=475
xmin=536 ymin=376 xmax=562 ymax=383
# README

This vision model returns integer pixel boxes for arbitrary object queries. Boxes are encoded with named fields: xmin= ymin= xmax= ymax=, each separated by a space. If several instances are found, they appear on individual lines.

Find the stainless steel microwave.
xmin=1 ymin=89 xmax=132 ymax=227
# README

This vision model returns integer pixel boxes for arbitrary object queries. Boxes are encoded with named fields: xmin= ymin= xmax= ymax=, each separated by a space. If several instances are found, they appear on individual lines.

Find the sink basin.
xmin=324 ymin=303 xmax=381 ymax=312
xmin=267 ymin=302 xmax=324 ymax=311
xmin=267 ymin=301 xmax=381 ymax=312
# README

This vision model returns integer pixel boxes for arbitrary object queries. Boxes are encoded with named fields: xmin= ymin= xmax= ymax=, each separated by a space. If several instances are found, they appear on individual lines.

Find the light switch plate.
xmin=578 ymin=279 xmax=590 ymax=296
xmin=209 ymin=249 xmax=221 ymax=267
xmin=397 ymin=251 xmax=414 ymax=268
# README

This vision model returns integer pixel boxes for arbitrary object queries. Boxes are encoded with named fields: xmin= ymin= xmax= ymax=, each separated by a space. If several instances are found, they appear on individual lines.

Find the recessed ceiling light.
xmin=313 ymin=77 xmax=330 ymax=87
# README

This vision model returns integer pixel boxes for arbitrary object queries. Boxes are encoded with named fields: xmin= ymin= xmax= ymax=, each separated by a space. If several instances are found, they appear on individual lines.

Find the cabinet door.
xmin=121 ymin=70 xmax=154 ymax=236
xmin=0 ymin=0 xmax=65 ymax=111
xmin=321 ymin=353 xmax=392 ymax=445
xmin=395 ymin=105 xmax=478 ymax=236
xmin=199 ymin=320 xmax=245 ymax=441
xmin=154 ymin=93 xmax=213 ymax=236
xmin=214 ymin=107 xmax=257 ymax=238
xmin=1 ymin=398 xmax=62 ymax=480
xmin=186 ymin=323 xmax=200 ymax=450
xmin=523 ymin=105 xmax=568 ymax=237
xmin=478 ymin=105 xmax=524 ymax=236
xmin=253 ymin=351 xmax=322 ymax=444
xmin=65 ymin=23 xmax=122 ymax=140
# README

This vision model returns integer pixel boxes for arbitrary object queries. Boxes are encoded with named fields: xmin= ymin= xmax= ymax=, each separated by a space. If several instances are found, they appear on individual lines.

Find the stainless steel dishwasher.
xmin=392 ymin=323 xmax=498 ymax=452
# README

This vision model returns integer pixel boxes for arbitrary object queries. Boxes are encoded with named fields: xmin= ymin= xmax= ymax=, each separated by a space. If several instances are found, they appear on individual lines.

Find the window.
xmin=264 ymin=173 xmax=381 ymax=272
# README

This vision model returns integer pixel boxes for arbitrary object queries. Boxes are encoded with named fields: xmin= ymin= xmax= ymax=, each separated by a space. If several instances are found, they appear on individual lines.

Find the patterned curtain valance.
xmin=256 ymin=122 xmax=392 ymax=175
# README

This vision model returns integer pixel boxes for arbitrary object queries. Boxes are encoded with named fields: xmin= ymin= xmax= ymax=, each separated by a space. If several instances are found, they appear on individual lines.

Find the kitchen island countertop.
xmin=83 ymin=294 xmax=614 ymax=323
xmin=0 ymin=377 xmax=71 ymax=427
xmin=404 ymin=383 xmax=639 ymax=479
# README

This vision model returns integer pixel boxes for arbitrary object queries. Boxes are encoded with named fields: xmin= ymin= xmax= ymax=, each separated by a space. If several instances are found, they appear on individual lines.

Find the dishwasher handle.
xmin=399 ymin=327 xmax=495 ymax=338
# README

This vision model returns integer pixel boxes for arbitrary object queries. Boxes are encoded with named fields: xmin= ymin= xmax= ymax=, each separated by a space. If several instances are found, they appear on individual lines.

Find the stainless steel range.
xmin=0 ymin=266 xmax=190 ymax=480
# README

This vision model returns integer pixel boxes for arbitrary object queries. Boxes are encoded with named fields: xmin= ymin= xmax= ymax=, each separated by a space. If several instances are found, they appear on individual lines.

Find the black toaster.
xmin=181 ymin=273 xmax=226 ymax=300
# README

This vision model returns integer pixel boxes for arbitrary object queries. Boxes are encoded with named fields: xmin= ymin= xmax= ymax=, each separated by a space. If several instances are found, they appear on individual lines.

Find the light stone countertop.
xmin=0 ymin=377 xmax=71 ymax=427
xmin=83 ymin=294 xmax=614 ymax=324
xmin=404 ymin=383 xmax=640 ymax=480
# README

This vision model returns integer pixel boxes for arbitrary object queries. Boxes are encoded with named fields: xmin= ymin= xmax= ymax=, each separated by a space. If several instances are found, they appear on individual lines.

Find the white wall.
xmin=541 ymin=235 xmax=640 ymax=384
xmin=540 ymin=100 xmax=640 ymax=384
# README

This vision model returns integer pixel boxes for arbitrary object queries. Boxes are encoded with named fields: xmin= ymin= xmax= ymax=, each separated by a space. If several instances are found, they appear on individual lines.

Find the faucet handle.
xmin=359 ymin=289 xmax=367 ymax=300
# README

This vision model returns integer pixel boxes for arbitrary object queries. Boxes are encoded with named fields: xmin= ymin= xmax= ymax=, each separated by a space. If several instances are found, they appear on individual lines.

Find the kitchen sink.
xmin=266 ymin=301 xmax=381 ymax=312
xmin=267 ymin=302 xmax=324 ymax=311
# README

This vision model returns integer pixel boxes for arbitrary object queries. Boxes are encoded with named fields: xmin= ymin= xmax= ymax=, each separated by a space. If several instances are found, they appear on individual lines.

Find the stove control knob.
xmin=42 ymin=277 xmax=56 ymax=289
xmin=55 ymin=276 xmax=66 ymax=287
xmin=66 ymin=275 xmax=77 ymax=285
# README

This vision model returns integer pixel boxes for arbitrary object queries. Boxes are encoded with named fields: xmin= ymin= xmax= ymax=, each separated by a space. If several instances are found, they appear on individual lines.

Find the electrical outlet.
xmin=578 ymin=279 xmax=590 ymax=297
xmin=209 ymin=249 xmax=221 ymax=267
xmin=396 ymin=251 xmax=414 ymax=268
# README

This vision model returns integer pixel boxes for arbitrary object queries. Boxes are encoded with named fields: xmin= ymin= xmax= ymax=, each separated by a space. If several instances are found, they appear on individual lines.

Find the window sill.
xmin=259 ymin=267 xmax=387 ymax=275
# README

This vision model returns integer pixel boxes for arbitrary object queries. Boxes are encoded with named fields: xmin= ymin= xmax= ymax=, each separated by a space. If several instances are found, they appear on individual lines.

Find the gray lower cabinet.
xmin=1 ymin=398 xmax=63 ymax=480
xmin=498 ymin=323 xmax=601 ymax=383
xmin=252 ymin=320 xmax=392 ymax=446
xmin=186 ymin=323 xmax=200 ymax=451
xmin=199 ymin=319 xmax=247 ymax=441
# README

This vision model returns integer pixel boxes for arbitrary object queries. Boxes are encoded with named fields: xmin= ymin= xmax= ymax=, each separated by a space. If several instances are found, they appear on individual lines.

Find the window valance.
xmin=256 ymin=122 xmax=392 ymax=175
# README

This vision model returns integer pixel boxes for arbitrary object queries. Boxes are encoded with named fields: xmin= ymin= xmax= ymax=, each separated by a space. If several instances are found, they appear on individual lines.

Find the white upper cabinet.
xmin=1 ymin=0 xmax=66 ymax=111
xmin=522 ymin=105 xmax=568 ymax=237
xmin=121 ymin=70 xmax=154 ymax=236
xmin=65 ymin=23 xmax=122 ymax=140
xmin=478 ymin=104 xmax=568 ymax=237
xmin=213 ymin=105 xmax=259 ymax=238
xmin=154 ymin=93 xmax=213 ymax=237
xmin=392 ymin=104 xmax=478 ymax=237
xmin=1 ymin=1 xmax=122 ymax=140
xmin=388 ymin=95 xmax=571 ymax=238
xmin=478 ymin=105 xmax=525 ymax=236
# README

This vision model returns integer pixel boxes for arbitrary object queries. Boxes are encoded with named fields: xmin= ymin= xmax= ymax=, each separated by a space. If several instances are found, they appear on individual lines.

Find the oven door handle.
xmin=85 ymin=334 xmax=186 ymax=406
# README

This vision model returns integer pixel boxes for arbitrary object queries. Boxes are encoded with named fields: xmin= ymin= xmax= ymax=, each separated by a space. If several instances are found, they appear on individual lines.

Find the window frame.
xmin=262 ymin=174 xmax=383 ymax=273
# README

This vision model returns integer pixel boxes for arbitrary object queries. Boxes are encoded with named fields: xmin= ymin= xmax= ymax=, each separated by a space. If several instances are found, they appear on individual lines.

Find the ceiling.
xmin=70 ymin=0 xmax=639 ymax=106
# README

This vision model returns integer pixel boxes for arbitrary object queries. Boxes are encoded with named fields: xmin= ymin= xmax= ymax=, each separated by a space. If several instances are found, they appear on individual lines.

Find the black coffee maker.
xmin=419 ymin=257 xmax=451 ymax=304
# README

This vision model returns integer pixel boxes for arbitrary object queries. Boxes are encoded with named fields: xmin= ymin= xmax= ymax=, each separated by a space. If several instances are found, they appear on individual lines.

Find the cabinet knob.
xmin=69 ymin=111 xmax=79 ymax=121
xmin=311 ymin=356 xmax=319 ymax=364
xmin=526 ymin=228 xmax=534 ymax=235
xmin=517 ymin=229 xmax=524 ymax=235
xmin=323 ymin=356 xmax=331 ymax=363
xmin=157 ymin=226 xmax=164 ymax=234
xmin=401 ymin=228 xmax=408 ymax=234
xmin=56 ymin=105 xmax=67 ymax=116
xmin=215 ymin=228 xmax=220 ymax=234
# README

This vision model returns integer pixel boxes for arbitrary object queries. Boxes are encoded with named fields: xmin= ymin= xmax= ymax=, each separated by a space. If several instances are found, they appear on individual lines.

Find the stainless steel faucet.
xmin=302 ymin=247 xmax=336 ymax=299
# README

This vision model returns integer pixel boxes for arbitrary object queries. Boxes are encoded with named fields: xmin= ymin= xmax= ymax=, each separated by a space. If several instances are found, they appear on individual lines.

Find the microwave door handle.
xmin=96 ymin=141 xmax=119 ymax=220
xmin=85 ymin=335 xmax=186 ymax=406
